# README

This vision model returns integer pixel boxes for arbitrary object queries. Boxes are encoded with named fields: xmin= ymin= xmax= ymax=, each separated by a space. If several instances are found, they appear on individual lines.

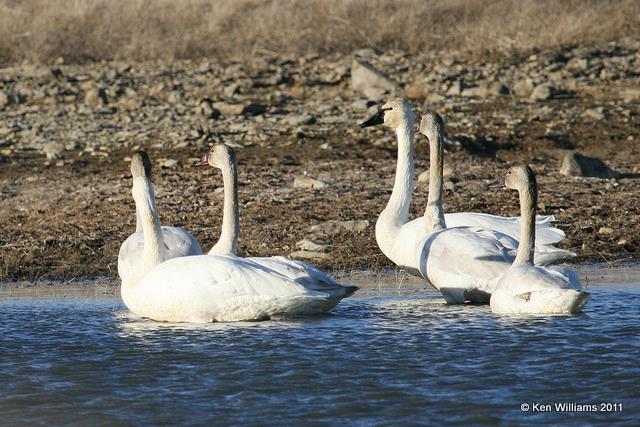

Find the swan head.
xmin=416 ymin=110 xmax=445 ymax=142
xmin=131 ymin=151 xmax=152 ymax=179
xmin=493 ymin=165 xmax=537 ymax=195
xmin=194 ymin=143 xmax=237 ymax=171
xmin=360 ymin=98 xmax=413 ymax=130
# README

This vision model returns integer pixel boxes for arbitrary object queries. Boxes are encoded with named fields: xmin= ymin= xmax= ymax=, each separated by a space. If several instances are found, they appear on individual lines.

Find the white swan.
xmin=117 ymin=152 xmax=202 ymax=285
xmin=119 ymin=146 xmax=356 ymax=323
xmin=489 ymin=165 xmax=590 ymax=314
xmin=359 ymin=99 xmax=573 ymax=271
xmin=193 ymin=143 xmax=358 ymax=301
xmin=415 ymin=111 xmax=575 ymax=265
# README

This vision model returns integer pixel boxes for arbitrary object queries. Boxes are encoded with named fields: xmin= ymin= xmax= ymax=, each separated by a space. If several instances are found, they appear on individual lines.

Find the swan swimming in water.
xmin=193 ymin=143 xmax=358 ymax=302
xmin=359 ymin=100 xmax=573 ymax=303
xmin=489 ymin=165 xmax=590 ymax=314
xmin=415 ymin=111 xmax=575 ymax=265
xmin=117 ymin=151 xmax=202 ymax=285
xmin=120 ymin=145 xmax=356 ymax=323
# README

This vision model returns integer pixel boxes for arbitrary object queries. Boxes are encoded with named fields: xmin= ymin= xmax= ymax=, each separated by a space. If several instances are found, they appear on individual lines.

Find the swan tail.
xmin=533 ymin=246 xmax=577 ymax=266
xmin=514 ymin=289 xmax=590 ymax=314
xmin=339 ymin=285 xmax=359 ymax=298
xmin=533 ymin=224 xmax=566 ymax=245
xmin=534 ymin=215 xmax=556 ymax=224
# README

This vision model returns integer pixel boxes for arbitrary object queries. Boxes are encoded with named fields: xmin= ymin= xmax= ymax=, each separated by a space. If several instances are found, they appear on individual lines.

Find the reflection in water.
xmin=0 ymin=272 xmax=639 ymax=425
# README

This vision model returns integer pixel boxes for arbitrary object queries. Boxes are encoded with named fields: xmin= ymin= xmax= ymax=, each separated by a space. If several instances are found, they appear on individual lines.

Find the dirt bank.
xmin=1 ymin=39 xmax=639 ymax=280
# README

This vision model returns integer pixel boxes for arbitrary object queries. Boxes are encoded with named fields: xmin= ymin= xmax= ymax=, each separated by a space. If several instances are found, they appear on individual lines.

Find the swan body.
xmin=118 ymin=226 xmax=201 ymax=284
xmin=123 ymin=255 xmax=350 ymax=323
xmin=415 ymin=226 xmax=517 ymax=303
xmin=491 ymin=264 xmax=589 ymax=314
xmin=361 ymin=103 xmax=574 ymax=303
xmin=402 ymin=212 xmax=573 ymax=266
xmin=113 ymin=143 xmax=356 ymax=323
xmin=489 ymin=165 xmax=589 ymax=314
xmin=117 ymin=152 xmax=202 ymax=285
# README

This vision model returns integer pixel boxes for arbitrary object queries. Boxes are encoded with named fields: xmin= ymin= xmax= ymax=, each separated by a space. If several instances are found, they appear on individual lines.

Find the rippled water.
xmin=1 ymin=266 xmax=639 ymax=425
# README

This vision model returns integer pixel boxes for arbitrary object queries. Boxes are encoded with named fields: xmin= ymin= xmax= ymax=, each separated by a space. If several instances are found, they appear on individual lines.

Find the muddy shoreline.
xmin=1 ymin=40 xmax=639 ymax=281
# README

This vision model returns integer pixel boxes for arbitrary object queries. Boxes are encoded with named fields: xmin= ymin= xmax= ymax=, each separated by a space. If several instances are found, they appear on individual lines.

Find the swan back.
xmin=128 ymin=255 xmax=336 ymax=323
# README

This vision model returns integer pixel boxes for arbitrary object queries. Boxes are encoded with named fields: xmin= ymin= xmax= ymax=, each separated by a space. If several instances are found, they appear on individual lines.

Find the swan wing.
xmin=131 ymin=255 xmax=331 ymax=322
xmin=419 ymin=227 xmax=514 ymax=299
xmin=117 ymin=227 xmax=202 ymax=282
xmin=444 ymin=212 xmax=566 ymax=245
xmin=248 ymin=256 xmax=358 ymax=297
xmin=159 ymin=226 xmax=203 ymax=258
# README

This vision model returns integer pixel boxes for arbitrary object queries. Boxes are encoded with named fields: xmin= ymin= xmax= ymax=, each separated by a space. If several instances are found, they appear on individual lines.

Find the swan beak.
xmin=413 ymin=123 xmax=421 ymax=135
xmin=359 ymin=109 xmax=385 ymax=128
xmin=193 ymin=154 xmax=209 ymax=167
xmin=487 ymin=177 xmax=506 ymax=188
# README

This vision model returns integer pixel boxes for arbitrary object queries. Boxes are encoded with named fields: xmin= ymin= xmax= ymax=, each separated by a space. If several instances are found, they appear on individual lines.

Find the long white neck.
xmin=424 ymin=129 xmax=446 ymax=232
xmin=135 ymin=207 xmax=143 ymax=232
xmin=209 ymin=161 xmax=239 ymax=256
xmin=514 ymin=182 xmax=536 ymax=266
xmin=132 ymin=177 xmax=165 ymax=273
xmin=381 ymin=121 xmax=414 ymax=225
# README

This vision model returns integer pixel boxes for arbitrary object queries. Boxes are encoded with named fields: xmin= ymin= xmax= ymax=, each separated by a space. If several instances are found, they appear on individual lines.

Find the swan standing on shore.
xmin=117 ymin=152 xmax=202 ymax=285
xmin=489 ymin=166 xmax=590 ymax=314
xmin=193 ymin=143 xmax=358 ymax=302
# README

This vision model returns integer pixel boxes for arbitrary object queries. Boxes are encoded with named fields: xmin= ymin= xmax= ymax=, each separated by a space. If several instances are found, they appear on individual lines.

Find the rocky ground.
xmin=1 ymin=38 xmax=639 ymax=281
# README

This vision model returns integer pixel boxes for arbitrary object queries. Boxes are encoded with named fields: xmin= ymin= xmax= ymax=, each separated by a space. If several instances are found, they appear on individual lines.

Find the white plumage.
xmin=489 ymin=165 xmax=589 ymax=314
xmin=361 ymin=104 xmax=574 ymax=303
xmin=118 ymin=144 xmax=357 ymax=323
xmin=123 ymin=255 xmax=350 ymax=323
xmin=117 ymin=152 xmax=202 ymax=285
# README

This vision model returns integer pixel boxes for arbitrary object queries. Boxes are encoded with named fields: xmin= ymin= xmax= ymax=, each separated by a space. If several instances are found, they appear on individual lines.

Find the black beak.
xmin=487 ymin=176 xmax=506 ymax=189
xmin=359 ymin=109 xmax=386 ymax=128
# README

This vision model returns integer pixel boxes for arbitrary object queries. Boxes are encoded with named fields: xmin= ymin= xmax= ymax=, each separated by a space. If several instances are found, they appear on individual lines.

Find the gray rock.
xmin=461 ymin=85 xmax=488 ymax=98
xmin=84 ymin=88 xmax=108 ymax=108
xmin=598 ymin=227 xmax=615 ymax=235
xmin=0 ymin=91 xmax=8 ymax=107
xmin=404 ymin=79 xmax=428 ymax=99
xmin=296 ymin=238 xmax=330 ymax=252
xmin=289 ymin=250 xmax=331 ymax=262
xmin=293 ymin=176 xmax=328 ymax=189
xmin=447 ymin=80 xmax=464 ymax=96
xmin=196 ymin=99 xmax=220 ymax=119
xmin=350 ymin=59 xmax=399 ymax=99
xmin=213 ymin=101 xmax=244 ymax=116
xmin=161 ymin=159 xmax=179 ymax=168
xmin=167 ymin=91 xmax=182 ymax=104
xmin=43 ymin=142 xmax=65 ymax=160
xmin=560 ymin=152 xmax=621 ymax=179
xmin=309 ymin=219 xmax=370 ymax=236
xmin=513 ymin=79 xmax=535 ymax=97
xmin=223 ymin=83 xmax=240 ymax=98
xmin=417 ymin=164 xmax=455 ymax=183
xmin=285 ymin=114 xmax=315 ymax=126
xmin=530 ymin=84 xmax=554 ymax=101
xmin=620 ymin=88 xmax=640 ymax=101
xmin=583 ymin=107 xmax=606 ymax=121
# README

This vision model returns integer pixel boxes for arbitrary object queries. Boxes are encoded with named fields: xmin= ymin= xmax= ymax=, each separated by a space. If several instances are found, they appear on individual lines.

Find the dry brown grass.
xmin=0 ymin=0 xmax=639 ymax=65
